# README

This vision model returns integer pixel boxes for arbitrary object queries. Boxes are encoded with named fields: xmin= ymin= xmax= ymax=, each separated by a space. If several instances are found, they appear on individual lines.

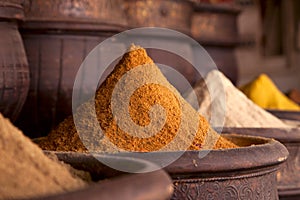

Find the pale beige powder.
xmin=184 ymin=70 xmax=290 ymax=128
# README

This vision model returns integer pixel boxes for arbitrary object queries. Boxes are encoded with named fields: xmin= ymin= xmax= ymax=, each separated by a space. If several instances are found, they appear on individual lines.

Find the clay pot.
xmin=23 ymin=0 xmax=127 ymax=30
xmin=38 ymin=152 xmax=173 ymax=200
xmin=0 ymin=0 xmax=29 ymax=121
xmin=163 ymin=134 xmax=288 ymax=199
xmin=191 ymin=3 xmax=240 ymax=84
xmin=123 ymin=0 xmax=193 ymax=34
xmin=222 ymin=128 xmax=300 ymax=200
xmin=267 ymin=110 xmax=300 ymax=122
xmin=17 ymin=0 xmax=128 ymax=138
xmin=70 ymin=134 xmax=287 ymax=200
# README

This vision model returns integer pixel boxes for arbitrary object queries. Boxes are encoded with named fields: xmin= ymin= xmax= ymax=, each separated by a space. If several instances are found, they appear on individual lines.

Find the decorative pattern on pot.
xmin=222 ymin=128 xmax=300 ymax=199
xmin=173 ymin=170 xmax=277 ymax=199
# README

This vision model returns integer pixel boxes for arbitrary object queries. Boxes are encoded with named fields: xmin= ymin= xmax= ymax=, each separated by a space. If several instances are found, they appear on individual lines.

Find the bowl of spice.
xmin=34 ymin=45 xmax=290 ymax=199
xmin=240 ymin=73 xmax=300 ymax=129
xmin=141 ymin=134 xmax=288 ymax=200
xmin=184 ymin=70 xmax=300 ymax=199
xmin=222 ymin=128 xmax=300 ymax=200
xmin=0 ymin=111 xmax=173 ymax=200
xmin=267 ymin=109 xmax=300 ymax=128
xmin=44 ymin=134 xmax=288 ymax=200
xmin=38 ymin=151 xmax=174 ymax=200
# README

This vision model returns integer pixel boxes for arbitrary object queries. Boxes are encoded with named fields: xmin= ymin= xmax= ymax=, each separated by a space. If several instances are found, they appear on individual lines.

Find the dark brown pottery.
xmin=222 ymin=128 xmax=300 ymax=200
xmin=0 ymin=0 xmax=29 ymax=121
xmin=23 ymin=0 xmax=127 ymax=30
xmin=73 ymin=134 xmax=287 ymax=200
xmin=123 ymin=0 xmax=193 ymax=35
xmin=267 ymin=109 xmax=300 ymax=122
xmin=28 ymin=153 xmax=173 ymax=200
xmin=288 ymin=89 xmax=300 ymax=105
xmin=191 ymin=3 xmax=240 ymax=84
xmin=0 ymin=0 xmax=24 ymax=20
xmin=17 ymin=0 xmax=128 ymax=138
xmin=168 ymin=134 xmax=287 ymax=199
xmin=192 ymin=4 xmax=240 ymax=45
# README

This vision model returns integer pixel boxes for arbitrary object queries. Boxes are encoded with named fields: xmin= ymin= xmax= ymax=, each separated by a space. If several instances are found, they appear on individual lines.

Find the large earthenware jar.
xmin=103 ymin=134 xmax=288 ymax=199
xmin=223 ymin=128 xmax=300 ymax=200
xmin=42 ymin=152 xmax=173 ymax=200
xmin=165 ymin=134 xmax=288 ymax=199
xmin=123 ymin=0 xmax=193 ymax=34
xmin=0 ymin=0 xmax=29 ymax=121
xmin=17 ymin=0 xmax=128 ymax=137
xmin=191 ymin=3 xmax=240 ymax=84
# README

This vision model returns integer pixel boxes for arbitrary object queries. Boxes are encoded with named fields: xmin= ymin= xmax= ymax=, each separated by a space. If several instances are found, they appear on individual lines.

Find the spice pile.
xmin=0 ymin=113 xmax=86 ymax=199
xmin=184 ymin=70 xmax=289 ymax=128
xmin=241 ymin=74 xmax=300 ymax=111
xmin=37 ymin=45 xmax=238 ymax=152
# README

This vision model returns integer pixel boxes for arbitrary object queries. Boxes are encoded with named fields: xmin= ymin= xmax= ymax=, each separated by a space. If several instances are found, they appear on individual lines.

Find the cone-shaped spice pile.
xmin=240 ymin=74 xmax=300 ymax=111
xmin=37 ymin=45 xmax=237 ymax=152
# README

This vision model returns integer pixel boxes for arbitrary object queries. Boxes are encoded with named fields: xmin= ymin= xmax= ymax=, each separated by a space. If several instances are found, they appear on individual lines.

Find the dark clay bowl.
xmin=222 ymin=128 xmax=300 ymax=200
xmin=28 ymin=153 xmax=173 ymax=200
xmin=50 ymin=134 xmax=288 ymax=200
xmin=267 ymin=109 xmax=300 ymax=122
xmin=141 ymin=134 xmax=288 ymax=200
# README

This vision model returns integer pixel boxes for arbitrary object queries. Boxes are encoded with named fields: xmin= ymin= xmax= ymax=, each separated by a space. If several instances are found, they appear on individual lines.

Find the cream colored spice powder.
xmin=184 ymin=70 xmax=290 ymax=128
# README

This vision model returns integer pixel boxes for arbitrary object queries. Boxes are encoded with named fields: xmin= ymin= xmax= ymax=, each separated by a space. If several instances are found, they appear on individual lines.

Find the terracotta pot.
xmin=267 ymin=110 xmax=300 ymax=122
xmin=23 ymin=0 xmax=127 ymax=30
xmin=204 ymin=46 xmax=238 ymax=84
xmin=192 ymin=4 xmax=240 ymax=45
xmin=191 ymin=3 xmax=240 ymax=84
xmin=123 ymin=0 xmax=193 ymax=34
xmin=0 ymin=0 xmax=29 ymax=121
xmin=88 ymin=134 xmax=287 ymax=199
xmin=222 ymin=128 xmax=300 ymax=200
xmin=17 ymin=0 xmax=128 ymax=138
xmin=0 ymin=0 xmax=25 ymax=20
xmin=37 ymin=152 xmax=174 ymax=200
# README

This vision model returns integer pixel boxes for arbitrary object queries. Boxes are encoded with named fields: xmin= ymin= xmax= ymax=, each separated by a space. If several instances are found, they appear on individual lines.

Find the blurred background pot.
xmin=191 ymin=3 xmax=240 ymax=84
xmin=267 ymin=110 xmax=300 ymax=122
xmin=123 ymin=0 xmax=193 ymax=34
xmin=17 ymin=0 xmax=128 ymax=138
xmin=0 ymin=0 xmax=29 ymax=122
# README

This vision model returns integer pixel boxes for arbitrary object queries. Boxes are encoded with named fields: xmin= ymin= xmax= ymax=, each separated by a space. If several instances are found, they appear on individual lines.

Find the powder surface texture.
xmin=240 ymin=74 xmax=300 ymax=111
xmin=37 ymin=45 xmax=238 ymax=152
xmin=0 ymin=114 xmax=86 ymax=200
xmin=184 ymin=70 xmax=290 ymax=128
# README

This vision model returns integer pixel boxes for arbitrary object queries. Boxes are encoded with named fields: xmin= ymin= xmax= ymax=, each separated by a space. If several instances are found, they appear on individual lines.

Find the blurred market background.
xmin=1 ymin=0 xmax=300 ymax=138
xmin=1 ymin=1 xmax=300 ymax=199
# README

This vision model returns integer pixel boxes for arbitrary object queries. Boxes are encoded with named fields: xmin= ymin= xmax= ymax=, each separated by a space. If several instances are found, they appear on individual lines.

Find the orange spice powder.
xmin=36 ymin=45 xmax=238 ymax=152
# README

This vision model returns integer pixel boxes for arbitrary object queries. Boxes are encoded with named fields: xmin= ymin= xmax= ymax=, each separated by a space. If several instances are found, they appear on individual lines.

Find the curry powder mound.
xmin=36 ymin=45 xmax=238 ymax=152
